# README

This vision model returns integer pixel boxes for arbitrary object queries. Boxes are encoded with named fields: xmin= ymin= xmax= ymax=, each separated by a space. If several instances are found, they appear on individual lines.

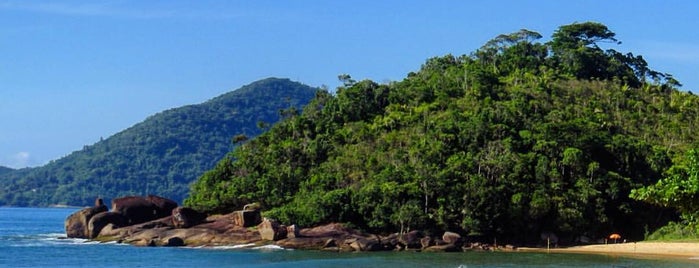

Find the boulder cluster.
xmin=65 ymin=196 xmax=515 ymax=252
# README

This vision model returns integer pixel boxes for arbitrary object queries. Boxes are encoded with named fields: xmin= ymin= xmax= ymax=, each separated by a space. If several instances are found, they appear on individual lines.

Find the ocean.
xmin=0 ymin=207 xmax=694 ymax=267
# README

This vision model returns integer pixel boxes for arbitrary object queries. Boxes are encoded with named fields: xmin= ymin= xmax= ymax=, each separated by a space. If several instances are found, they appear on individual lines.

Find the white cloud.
xmin=1 ymin=151 xmax=32 ymax=168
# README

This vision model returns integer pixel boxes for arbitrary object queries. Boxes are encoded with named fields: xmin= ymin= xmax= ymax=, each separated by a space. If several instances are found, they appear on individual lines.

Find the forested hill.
xmin=0 ymin=166 xmax=13 ymax=176
xmin=0 ymin=78 xmax=319 ymax=207
xmin=186 ymin=22 xmax=699 ymax=244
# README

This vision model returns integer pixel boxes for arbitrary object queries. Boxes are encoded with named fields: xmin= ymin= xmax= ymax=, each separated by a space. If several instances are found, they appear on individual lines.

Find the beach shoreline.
xmin=518 ymin=242 xmax=699 ymax=260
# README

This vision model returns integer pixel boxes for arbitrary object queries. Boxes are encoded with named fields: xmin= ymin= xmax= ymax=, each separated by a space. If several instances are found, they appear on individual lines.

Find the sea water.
xmin=0 ymin=207 xmax=695 ymax=268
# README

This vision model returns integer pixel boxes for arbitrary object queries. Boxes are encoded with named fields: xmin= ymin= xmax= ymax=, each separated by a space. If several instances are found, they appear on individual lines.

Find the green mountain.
xmin=186 ymin=22 xmax=697 ymax=244
xmin=0 ymin=166 xmax=13 ymax=176
xmin=0 ymin=78 xmax=319 ymax=207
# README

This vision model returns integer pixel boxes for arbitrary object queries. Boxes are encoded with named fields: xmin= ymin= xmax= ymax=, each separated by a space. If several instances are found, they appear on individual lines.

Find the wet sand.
xmin=519 ymin=242 xmax=699 ymax=259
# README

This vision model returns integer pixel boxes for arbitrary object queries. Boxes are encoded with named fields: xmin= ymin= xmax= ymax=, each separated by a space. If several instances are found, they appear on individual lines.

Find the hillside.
xmin=186 ymin=22 xmax=699 ymax=244
xmin=0 ymin=78 xmax=319 ymax=206
xmin=0 ymin=166 xmax=13 ymax=176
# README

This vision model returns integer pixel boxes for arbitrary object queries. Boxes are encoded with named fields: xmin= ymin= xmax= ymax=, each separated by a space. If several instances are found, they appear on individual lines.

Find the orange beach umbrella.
xmin=609 ymin=233 xmax=621 ymax=243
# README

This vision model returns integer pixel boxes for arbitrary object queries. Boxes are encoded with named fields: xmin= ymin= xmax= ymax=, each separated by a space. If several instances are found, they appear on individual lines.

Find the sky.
xmin=1 ymin=0 xmax=698 ymax=168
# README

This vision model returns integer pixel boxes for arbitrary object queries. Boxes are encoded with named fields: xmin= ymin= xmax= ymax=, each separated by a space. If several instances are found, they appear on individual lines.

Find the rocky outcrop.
xmin=111 ymin=195 xmax=178 ymax=225
xmin=258 ymin=218 xmax=287 ymax=241
xmin=67 ymin=196 xmax=524 ymax=253
xmin=171 ymin=207 xmax=207 ymax=228
xmin=88 ymin=211 xmax=126 ymax=238
xmin=442 ymin=231 xmax=462 ymax=245
xmin=231 ymin=208 xmax=262 ymax=227
xmin=65 ymin=201 xmax=108 ymax=238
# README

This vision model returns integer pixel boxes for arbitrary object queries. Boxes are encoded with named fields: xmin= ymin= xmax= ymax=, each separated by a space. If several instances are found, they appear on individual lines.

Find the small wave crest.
xmin=192 ymin=243 xmax=258 ymax=250
xmin=4 ymin=233 xmax=102 ymax=247
xmin=190 ymin=243 xmax=288 ymax=251
xmin=252 ymin=245 xmax=287 ymax=251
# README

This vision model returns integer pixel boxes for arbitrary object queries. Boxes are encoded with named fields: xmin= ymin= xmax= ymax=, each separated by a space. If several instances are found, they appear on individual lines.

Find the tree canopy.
xmin=186 ymin=22 xmax=697 ymax=244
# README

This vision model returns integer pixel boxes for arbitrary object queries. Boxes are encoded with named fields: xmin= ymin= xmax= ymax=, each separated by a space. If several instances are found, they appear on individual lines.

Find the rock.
xmin=88 ymin=211 xmax=126 ymax=238
xmin=65 ymin=204 xmax=108 ymax=238
xmin=146 ymin=195 xmax=178 ymax=218
xmin=345 ymin=236 xmax=381 ymax=251
xmin=275 ymin=237 xmax=328 ymax=250
xmin=231 ymin=209 xmax=262 ymax=227
xmin=442 ymin=231 xmax=462 ymax=245
xmin=171 ymin=207 xmax=207 ymax=228
xmin=420 ymin=236 xmax=433 ymax=249
xmin=258 ymin=218 xmax=287 ymax=241
xmin=424 ymin=243 xmax=460 ymax=252
xmin=243 ymin=202 xmax=261 ymax=211
xmin=299 ymin=223 xmax=361 ymax=237
xmin=111 ymin=195 xmax=178 ymax=225
xmin=164 ymin=237 xmax=185 ymax=247
xmin=398 ymin=230 xmax=422 ymax=249
xmin=286 ymin=224 xmax=300 ymax=238
xmin=323 ymin=238 xmax=337 ymax=248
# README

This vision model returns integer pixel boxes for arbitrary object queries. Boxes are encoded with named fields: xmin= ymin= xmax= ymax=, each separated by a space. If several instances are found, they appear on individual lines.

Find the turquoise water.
xmin=0 ymin=207 xmax=696 ymax=267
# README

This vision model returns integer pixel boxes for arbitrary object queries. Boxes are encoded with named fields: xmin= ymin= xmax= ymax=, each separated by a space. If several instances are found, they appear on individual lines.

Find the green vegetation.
xmin=0 ymin=166 xmax=13 ymax=176
xmin=644 ymin=221 xmax=699 ymax=241
xmin=0 ymin=78 xmax=319 ymax=207
xmin=186 ymin=22 xmax=699 ymax=244
xmin=631 ymin=148 xmax=699 ymax=239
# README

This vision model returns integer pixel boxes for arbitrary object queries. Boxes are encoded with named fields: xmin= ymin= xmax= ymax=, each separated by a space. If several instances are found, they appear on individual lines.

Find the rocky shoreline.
xmin=65 ymin=195 xmax=515 ymax=252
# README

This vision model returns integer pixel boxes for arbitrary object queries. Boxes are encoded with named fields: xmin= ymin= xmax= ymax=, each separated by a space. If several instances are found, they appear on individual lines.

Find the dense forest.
xmin=0 ymin=166 xmax=13 ymax=176
xmin=0 ymin=78 xmax=319 ymax=206
xmin=186 ymin=22 xmax=699 ymax=244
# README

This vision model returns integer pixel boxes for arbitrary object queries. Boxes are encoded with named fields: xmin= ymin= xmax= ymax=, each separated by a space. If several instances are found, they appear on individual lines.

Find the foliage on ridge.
xmin=186 ymin=22 xmax=699 ymax=244
xmin=0 ymin=78 xmax=319 ymax=206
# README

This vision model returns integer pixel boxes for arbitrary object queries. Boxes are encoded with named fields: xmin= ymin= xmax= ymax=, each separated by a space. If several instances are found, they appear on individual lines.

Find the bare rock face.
xmin=286 ymin=224 xmax=300 ymax=238
xmin=65 ymin=204 xmax=108 ymax=238
xmin=344 ymin=237 xmax=381 ymax=252
xmin=171 ymin=207 xmax=207 ymax=228
xmin=88 ymin=211 xmax=126 ymax=238
xmin=111 ymin=195 xmax=178 ymax=225
xmin=229 ymin=202 xmax=262 ymax=227
xmin=442 ymin=231 xmax=462 ymax=245
xmin=258 ymin=218 xmax=287 ymax=241
xmin=420 ymin=236 xmax=434 ymax=249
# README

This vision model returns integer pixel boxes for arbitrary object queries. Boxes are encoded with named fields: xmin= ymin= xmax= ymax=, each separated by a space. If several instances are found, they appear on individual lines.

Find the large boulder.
xmin=171 ymin=207 xmax=207 ymax=228
xmin=111 ymin=195 xmax=177 ymax=225
xmin=258 ymin=218 xmax=287 ymax=241
xmin=146 ymin=195 xmax=178 ymax=218
xmin=88 ymin=211 xmax=127 ymax=238
xmin=344 ymin=236 xmax=382 ymax=251
xmin=231 ymin=209 xmax=261 ymax=227
xmin=230 ymin=203 xmax=262 ymax=227
xmin=442 ymin=231 xmax=462 ymax=245
xmin=65 ymin=204 xmax=108 ymax=238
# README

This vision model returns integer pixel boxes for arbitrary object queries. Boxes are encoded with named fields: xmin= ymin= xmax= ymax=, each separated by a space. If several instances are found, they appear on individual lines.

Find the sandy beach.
xmin=519 ymin=242 xmax=699 ymax=259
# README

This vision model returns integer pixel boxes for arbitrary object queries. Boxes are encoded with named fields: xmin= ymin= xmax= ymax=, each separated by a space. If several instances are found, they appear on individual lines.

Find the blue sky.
xmin=1 ymin=0 xmax=697 ymax=168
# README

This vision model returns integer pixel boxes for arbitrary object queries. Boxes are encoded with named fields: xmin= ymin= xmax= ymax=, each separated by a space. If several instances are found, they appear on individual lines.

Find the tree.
xmin=631 ymin=149 xmax=699 ymax=224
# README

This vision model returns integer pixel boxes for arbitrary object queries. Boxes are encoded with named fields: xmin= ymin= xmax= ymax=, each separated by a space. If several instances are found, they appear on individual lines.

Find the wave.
xmin=252 ymin=245 xmax=287 ymax=251
xmin=2 ymin=232 xmax=115 ymax=247
xmin=192 ymin=243 xmax=258 ymax=250
xmin=189 ymin=243 xmax=289 ymax=251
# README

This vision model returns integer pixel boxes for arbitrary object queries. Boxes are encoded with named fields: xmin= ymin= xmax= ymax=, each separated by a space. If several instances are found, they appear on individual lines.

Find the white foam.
xmin=252 ymin=244 xmax=287 ymax=250
xmin=190 ymin=243 xmax=257 ymax=250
